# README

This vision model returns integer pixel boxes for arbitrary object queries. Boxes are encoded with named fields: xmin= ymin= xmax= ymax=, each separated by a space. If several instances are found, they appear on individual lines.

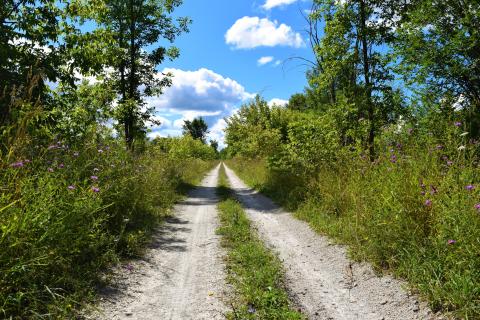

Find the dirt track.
xmin=224 ymin=164 xmax=441 ymax=320
xmin=87 ymin=163 xmax=444 ymax=320
xmin=88 ymin=164 xmax=228 ymax=320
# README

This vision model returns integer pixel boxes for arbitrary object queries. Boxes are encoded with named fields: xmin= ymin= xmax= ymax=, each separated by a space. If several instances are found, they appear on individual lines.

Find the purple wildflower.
xmin=68 ymin=185 xmax=76 ymax=190
xmin=124 ymin=264 xmax=134 ymax=272
xmin=454 ymin=121 xmax=462 ymax=127
xmin=91 ymin=186 xmax=100 ymax=193
xmin=98 ymin=149 xmax=104 ymax=154
xmin=48 ymin=167 xmax=54 ymax=173
xmin=390 ymin=154 xmax=397 ymax=163
xmin=430 ymin=185 xmax=438 ymax=195
xmin=425 ymin=199 xmax=432 ymax=207
xmin=90 ymin=175 xmax=99 ymax=181
xmin=447 ymin=160 xmax=453 ymax=166
xmin=58 ymin=163 xmax=64 ymax=169
xmin=436 ymin=145 xmax=444 ymax=150
xmin=447 ymin=239 xmax=456 ymax=245
xmin=475 ymin=203 xmax=480 ymax=211
xmin=421 ymin=191 xmax=426 ymax=196
xmin=10 ymin=161 xmax=24 ymax=168
xmin=465 ymin=185 xmax=475 ymax=191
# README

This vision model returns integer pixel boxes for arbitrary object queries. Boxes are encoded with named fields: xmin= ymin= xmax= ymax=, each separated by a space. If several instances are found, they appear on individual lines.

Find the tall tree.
xmin=182 ymin=117 xmax=209 ymax=143
xmin=309 ymin=0 xmax=400 ymax=159
xmin=95 ymin=0 xmax=190 ymax=149
xmin=0 ymin=0 xmax=73 ymax=127
xmin=392 ymin=0 xmax=480 ymax=134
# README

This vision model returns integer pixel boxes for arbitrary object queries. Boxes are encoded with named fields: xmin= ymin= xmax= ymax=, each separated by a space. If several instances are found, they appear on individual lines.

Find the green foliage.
xmin=182 ymin=117 xmax=209 ymax=143
xmin=153 ymin=135 xmax=217 ymax=161
xmin=0 ymin=138 xmax=213 ymax=319
xmin=227 ymin=120 xmax=480 ymax=318
xmin=216 ymin=165 xmax=303 ymax=320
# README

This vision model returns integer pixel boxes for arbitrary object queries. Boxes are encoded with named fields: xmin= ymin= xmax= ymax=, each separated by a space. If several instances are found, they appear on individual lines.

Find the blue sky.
xmin=146 ymin=0 xmax=316 ymax=146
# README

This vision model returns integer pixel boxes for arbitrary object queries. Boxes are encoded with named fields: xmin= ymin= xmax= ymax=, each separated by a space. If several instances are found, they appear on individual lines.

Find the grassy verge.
xmin=226 ymin=157 xmax=480 ymax=319
xmin=216 ymin=164 xmax=303 ymax=320
xmin=0 ymin=141 xmax=215 ymax=319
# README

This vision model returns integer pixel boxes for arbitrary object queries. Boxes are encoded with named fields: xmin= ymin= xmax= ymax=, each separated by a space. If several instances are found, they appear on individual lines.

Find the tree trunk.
xmin=359 ymin=0 xmax=375 ymax=161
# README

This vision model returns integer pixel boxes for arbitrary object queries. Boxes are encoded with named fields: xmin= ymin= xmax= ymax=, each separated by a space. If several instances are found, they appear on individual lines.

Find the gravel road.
xmin=87 ymin=165 xmax=228 ymax=320
xmin=224 ymin=164 xmax=443 ymax=320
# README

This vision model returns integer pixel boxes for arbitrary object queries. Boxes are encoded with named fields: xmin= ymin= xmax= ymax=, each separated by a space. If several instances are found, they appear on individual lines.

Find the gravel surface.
xmin=86 ymin=165 xmax=229 ymax=320
xmin=224 ymin=164 xmax=444 ymax=320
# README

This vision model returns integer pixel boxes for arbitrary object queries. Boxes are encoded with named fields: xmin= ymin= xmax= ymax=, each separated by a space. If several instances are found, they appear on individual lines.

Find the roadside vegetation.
xmin=223 ymin=1 xmax=480 ymax=318
xmin=216 ymin=165 xmax=303 ymax=320
xmin=0 ymin=0 xmax=220 ymax=318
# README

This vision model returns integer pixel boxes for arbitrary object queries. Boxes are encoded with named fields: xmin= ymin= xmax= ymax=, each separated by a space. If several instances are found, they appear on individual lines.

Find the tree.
xmin=210 ymin=140 xmax=219 ymax=153
xmin=94 ymin=0 xmax=190 ymax=149
xmin=392 ymin=0 xmax=480 ymax=135
xmin=182 ymin=117 xmax=208 ymax=143
xmin=287 ymin=93 xmax=308 ymax=111
xmin=0 ymin=0 xmax=73 ymax=127
xmin=309 ymin=0 xmax=401 ymax=159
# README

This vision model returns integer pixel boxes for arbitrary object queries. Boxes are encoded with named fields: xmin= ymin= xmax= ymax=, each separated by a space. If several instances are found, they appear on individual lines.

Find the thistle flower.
xmin=90 ymin=175 xmax=99 ymax=181
xmin=465 ymin=185 xmax=475 ymax=191
xmin=58 ymin=163 xmax=65 ymax=168
xmin=447 ymin=160 xmax=453 ymax=166
xmin=91 ymin=186 xmax=100 ymax=193
xmin=390 ymin=154 xmax=397 ymax=163
xmin=454 ymin=121 xmax=462 ymax=127
xmin=48 ymin=167 xmax=54 ymax=173
xmin=425 ymin=199 xmax=432 ymax=207
xmin=10 ymin=161 xmax=24 ymax=168
xmin=475 ymin=203 xmax=480 ymax=211
xmin=447 ymin=239 xmax=456 ymax=245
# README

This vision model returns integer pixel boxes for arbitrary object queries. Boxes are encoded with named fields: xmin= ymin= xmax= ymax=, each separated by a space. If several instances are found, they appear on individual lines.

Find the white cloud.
xmin=145 ymin=68 xmax=255 ymax=145
xmin=208 ymin=118 xmax=228 ymax=149
xmin=258 ymin=56 xmax=274 ymax=66
xmin=225 ymin=16 xmax=305 ymax=49
xmin=147 ymin=68 xmax=253 ymax=113
xmin=262 ymin=0 xmax=298 ymax=10
xmin=268 ymin=98 xmax=288 ymax=107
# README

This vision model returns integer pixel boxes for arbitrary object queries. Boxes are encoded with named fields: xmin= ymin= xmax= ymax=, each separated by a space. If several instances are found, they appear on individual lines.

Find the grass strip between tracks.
xmin=216 ymin=164 xmax=303 ymax=320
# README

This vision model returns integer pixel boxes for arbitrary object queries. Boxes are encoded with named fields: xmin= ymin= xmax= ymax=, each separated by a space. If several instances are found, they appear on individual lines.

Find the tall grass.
xmin=226 ymin=125 xmax=480 ymax=319
xmin=0 ymin=139 xmax=214 ymax=319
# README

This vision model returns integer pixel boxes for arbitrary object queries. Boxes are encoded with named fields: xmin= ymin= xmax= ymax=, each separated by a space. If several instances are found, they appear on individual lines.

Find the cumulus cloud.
xmin=262 ymin=0 xmax=299 ymax=10
xmin=147 ymin=68 xmax=253 ymax=113
xmin=258 ymin=56 xmax=274 ymax=66
xmin=268 ymin=98 xmax=288 ymax=107
xmin=145 ymin=68 xmax=254 ymax=144
xmin=225 ymin=16 xmax=304 ymax=49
